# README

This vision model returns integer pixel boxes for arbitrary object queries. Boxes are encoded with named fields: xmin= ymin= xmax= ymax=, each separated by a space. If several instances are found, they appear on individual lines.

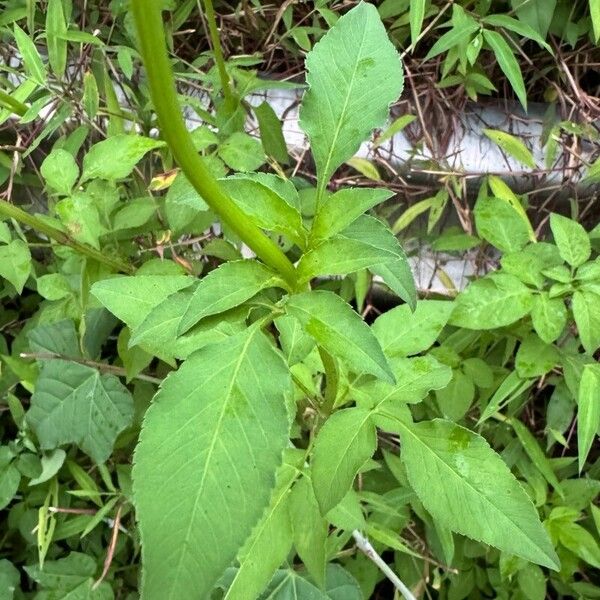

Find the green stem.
xmin=202 ymin=0 xmax=233 ymax=103
xmin=0 ymin=89 xmax=27 ymax=116
xmin=131 ymin=0 xmax=298 ymax=288
xmin=0 ymin=200 xmax=134 ymax=274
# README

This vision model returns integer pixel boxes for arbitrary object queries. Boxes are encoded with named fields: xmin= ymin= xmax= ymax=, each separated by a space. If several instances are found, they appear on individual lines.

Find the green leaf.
xmin=224 ymin=453 xmax=300 ymax=600
xmin=91 ymin=275 xmax=193 ymax=330
xmin=531 ymin=293 xmax=567 ymax=343
xmin=392 ymin=196 xmax=439 ymax=233
xmin=515 ymin=334 xmax=559 ymax=378
xmin=28 ymin=449 xmax=66 ymax=486
xmin=573 ymin=290 xmax=600 ymax=355
xmin=488 ymin=176 xmax=535 ymax=242
xmin=483 ymin=29 xmax=527 ymax=110
xmin=311 ymin=188 xmax=393 ymax=242
xmin=483 ymin=13 xmax=552 ymax=51
xmin=0 ymin=559 xmax=20 ymax=599
xmin=312 ymin=408 xmax=376 ymax=514
xmin=518 ymin=564 xmax=546 ymax=600
xmin=345 ymin=157 xmax=381 ymax=181
xmin=475 ymin=195 xmax=530 ymax=254
xmin=178 ymin=261 xmax=285 ymax=335
xmin=511 ymin=418 xmax=563 ymax=495
xmin=483 ymin=129 xmax=535 ymax=168
xmin=424 ymin=23 xmax=479 ymax=60
xmin=27 ymin=361 xmax=134 ymax=463
xmin=0 ymin=239 xmax=32 ymax=293
xmin=83 ymin=71 xmax=100 ymax=119
xmin=549 ymin=213 xmax=591 ymax=267
xmin=13 ymin=24 xmax=46 ymax=84
xmin=40 ymin=149 xmax=79 ymax=196
xmin=299 ymin=3 xmax=403 ymax=195
xmin=557 ymin=521 xmax=600 ymax=568
xmin=577 ymin=364 xmax=600 ymax=472
xmin=254 ymin=102 xmax=289 ymax=165
xmin=374 ymin=115 xmax=416 ymax=148
xmin=288 ymin=476 xmax=328 ymax=587
xmin=218 ymin=132 xmax=266 ymax=172
xmin=46 ymin=0 xmax=67 ymax=78
xmin=275 ymin=315 xmax=315 ymax=366
xmin=81 ymin=135 xmax=165 ymax=182
xmin=435 ymin=370 xmax=475 ymax=421
xmin=133 ymin=327 xmax=291 ymax=599
xmin=112 ymin=198 xmax=156 ymax=231
xmin=285 ymin=290 xmax=394 ymax=383
xmin=450 ymin=273 xmax=533 ymax=330
xmin=0 ymin=451 xmax=20 ymax=510
xmin=55 ymin=193 xmax=106 ymax=249
xmin=397 ymin=419 xmax=560 ymax=569
xmin=373 ymin=300 xmax=454 ymax=357
xmin=220 ymin=174 xmax=306 ymax=246
xmin=409 ymin=0 xmax=426 ymax=46
xmin=592 ymin=0 xmax=600 ymax=42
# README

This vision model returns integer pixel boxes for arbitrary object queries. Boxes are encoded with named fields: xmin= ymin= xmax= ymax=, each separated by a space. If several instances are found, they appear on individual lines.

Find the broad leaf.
xmin=91 ymin=275 xmax=193 ymax=330
xmin=41 ymin=149 xmax=79 ymax=195
xmin=531 ymin=293 xmax=567 ymax=344
xmin=27 ymin=361 xmax=134 ymax=463
xmin=133 ymin=327 xmax=291 ymax=599
xmin=0 ymin=240 xmax=32 ymax=293
xmin=577 ymin=364 xmax=600 ymax=472
xmin=474 ymin=195 xmax=530 ymax=253
xmin=572 ymin=290 xmax=600 ymax=355
xmin=550 ymin=213 xmax=591 ymax=267
xmin=515 ymin=334 xmax=559 ymax=378
xmin=178 ymin=261 xmax=285 ymax=335
xmin=397 ymin=419 xmax=560 ymax=569
xmin=299 ymin=3 xmax=403 ymax=196
xmin=285 ymin=291 xmax=394 ymax=382
xmin=81 ymin=135 xmax=165 ymax=182
xmin=220 ymin=175 xmax=307 ymax=246
xmin=311 ymin=408 xmax=376 ymax=514
xmin=373 ymin=300 xmax=454 ymax=357
xmin=224 ymin=452 xmax=301 ymax=600
xmin=450 ymin=273 xmax=533 ymax=330
xmin=311 ymin=188 xmax=393 ymax=242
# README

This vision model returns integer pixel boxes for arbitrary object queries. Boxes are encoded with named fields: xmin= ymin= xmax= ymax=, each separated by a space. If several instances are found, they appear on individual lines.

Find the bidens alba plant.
xmin=89 ymin=2 xmax=562 ymax=598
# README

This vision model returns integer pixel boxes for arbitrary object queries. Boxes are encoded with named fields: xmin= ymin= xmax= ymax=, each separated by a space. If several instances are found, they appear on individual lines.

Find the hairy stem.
xmin=0 ymin=200 xmax=134 ymax=274
xmin=130 ymin=0 xmax=298 ymax=288
xmin=202 ymin=0 xmax=233 ymax=102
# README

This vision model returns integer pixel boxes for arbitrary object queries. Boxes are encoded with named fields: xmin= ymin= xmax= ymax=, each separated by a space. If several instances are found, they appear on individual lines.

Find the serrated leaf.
xmin=81 ymin=135 xmax=165 ymax=182
xmin=224 ymin=454 xmax=300 ymax=600
xmin=483 ymin=129 xmax=535 ymax=168
xmin=133 ymin=327 xmax=291 ymax=599
xmin=549 ymin=213 xmax=591 ymax=267
xmin=311 ymin=188 xmax=393 ymax=243
xmin=0 ymin=239 xmax=31 ymax=293
xmin=577 ymin=364 xmax=600 ymax=472
xmin=220 ymin=174 xmax=306 ymax=246
xmin=91 ymin=275 xmax=193 ymax=330
xmin=27 ymin=361 xmax=134 ymax=463
xmin=285 ymin=290 xmax=394 ymax=383
xmin=178 ymin=261 xmax=285 ymax=335
xmin=397 ymin=419 xmax=560 ymax=569
xmin=299 ymin=2 xmax=403 ymax=197
xmin=311 ymin=408 xmax=376 ymax=514
xmin=573 ymin=290 xmax=600 ymax=355
xmin=483 ymin=29 xmax=527 ymax=110
xmin=373 ymin=300 xmax=454 ymax=357
xmin=450 ymin=273 xmax=533 ymax=330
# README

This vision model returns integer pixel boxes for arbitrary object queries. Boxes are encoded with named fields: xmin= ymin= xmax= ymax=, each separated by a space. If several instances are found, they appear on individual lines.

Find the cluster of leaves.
xmin=0 ymin=1 xmax=599 ymax=600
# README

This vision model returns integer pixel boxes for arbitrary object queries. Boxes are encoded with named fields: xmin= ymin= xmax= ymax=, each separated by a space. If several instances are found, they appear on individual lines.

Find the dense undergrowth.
xmin=0 ymin=1 xmax=599 ymax=599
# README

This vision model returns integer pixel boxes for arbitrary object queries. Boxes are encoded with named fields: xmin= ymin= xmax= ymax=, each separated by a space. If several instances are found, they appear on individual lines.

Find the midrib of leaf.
xmin=165 ymin=329 xmax=257 ymax=600
xmin=316 ymin=24 xmax=368 ymax=204
xmin=396 ymin=419 xmax=556 ymax=566
xmin=328 ymin=411 xmax=372 ymax=485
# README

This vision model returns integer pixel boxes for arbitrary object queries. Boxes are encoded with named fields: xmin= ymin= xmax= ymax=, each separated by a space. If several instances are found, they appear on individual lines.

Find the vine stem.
xmin=352 ymin=530 xmax=418 ymax=600
xmin=0 ymin=199 xmax=135 ymax=274
xmin=202 ymin=0 xmax=233 ymax=103
xmin=130 ymin=1 xmax=298 ymax=288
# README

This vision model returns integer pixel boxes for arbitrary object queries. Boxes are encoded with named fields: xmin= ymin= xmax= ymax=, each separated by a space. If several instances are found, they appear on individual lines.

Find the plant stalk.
xmin=0 ymin=199 xmax=134 ymax=274
xmin=130 ymin=0 xmax=298 ymax=288
xmin=202 ymin=0 xmax=233 ymax=102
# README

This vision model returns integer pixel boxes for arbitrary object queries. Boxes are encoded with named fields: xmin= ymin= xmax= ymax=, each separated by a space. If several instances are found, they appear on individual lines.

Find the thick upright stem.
xmin=202 ymin=0 xmax=233 ymax=103
xmin=130 ymin=1 xmax=298 ymax=288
